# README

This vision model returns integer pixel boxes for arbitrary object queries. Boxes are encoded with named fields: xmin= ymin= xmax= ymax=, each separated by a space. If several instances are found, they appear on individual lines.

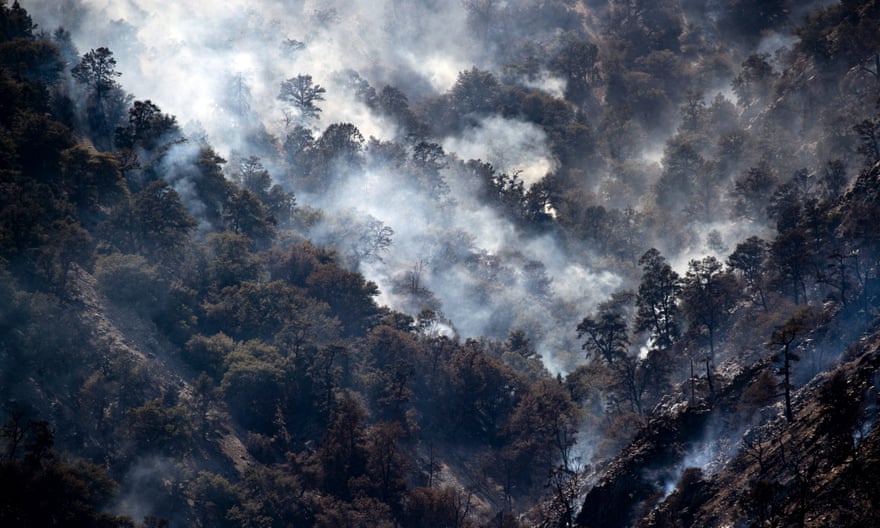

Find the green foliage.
xmin=71 ymin=46 xmax=128 ymax=149
xmin=0 ymin=37 xmax=63 ymax=84
xmin=451 ymin=67 xmax=501 ymax=119
xmin=60 ymin=144 xmax=126 ymax=212
xmin=128 ymin=399 xmax=190 ymax=454
xmin=72 ymin=47 xmax=121 ymax=96
xmin=728 ymin=236 xmax=769 ymax=310
xmin=189 ymin=471 xmax=240 ymax=528
xmin=183 ymin=332 xmax=235 ymax=379
xmin=0 ymin=416 xmax=135 ymax=527
xmin=305 ymin=263 xmax=380 ymax=336
xmin=6 ymin=1 xmax=880 ymax=525
xmin=0 ymin=1 xmax=36 ymax=41
xmin=101 ymin=179 xmax=196 ymax=264
xmin=221 ymin=339 xmax=285 ymax=433
xmin=114 ymin=99 xmax=180 ymax=152
xmin=680 ymin=256 xmax=740 ymax=360
xmin=94 ymin=253 xmax=164 ymax=310
xmin=279 ymin=74 xmax=326 ymax=122
xmin=548 ymin=32 xmax=599 ymax=103
xmin=224 ymin=189 xmax=276 ymax=244
xmin=635 ymin=249 xmax=681 ymax=350
xmin=204 ymin=232 xmax=261 ymax=289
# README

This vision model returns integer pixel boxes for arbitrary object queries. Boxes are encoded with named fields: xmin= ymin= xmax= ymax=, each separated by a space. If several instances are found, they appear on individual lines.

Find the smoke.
xmin=21 ymin=0 xmax=802 ymax=375
xmin=22 ymin=0 xmax=623 ymax=373
xmin=158 ymin=141 xmax=212 ymax=231
xmin=112 ymin=456 xmax=183 ymax=524
xmin=442 ymin=115 xmax=558 ymax=187
xmin=25 ymin=0 xmax=476 ymax=150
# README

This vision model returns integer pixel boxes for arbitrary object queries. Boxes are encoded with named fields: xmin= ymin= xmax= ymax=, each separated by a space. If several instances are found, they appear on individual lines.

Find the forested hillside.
xmin=1 ymin=0 xmax=879 ymax=526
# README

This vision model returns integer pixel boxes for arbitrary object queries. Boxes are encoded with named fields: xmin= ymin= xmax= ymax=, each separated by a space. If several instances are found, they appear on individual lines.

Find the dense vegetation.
xmin=1 ymin=0 xmax=879 ymax=526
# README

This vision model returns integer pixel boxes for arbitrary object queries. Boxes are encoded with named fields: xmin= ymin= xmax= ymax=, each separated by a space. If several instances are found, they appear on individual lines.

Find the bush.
xmin=94 ymin=253 xmax=165 ymax=312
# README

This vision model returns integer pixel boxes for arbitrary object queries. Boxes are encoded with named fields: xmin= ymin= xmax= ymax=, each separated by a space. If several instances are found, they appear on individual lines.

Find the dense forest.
xmin=1 ymin=0 xmax=879 ymax=526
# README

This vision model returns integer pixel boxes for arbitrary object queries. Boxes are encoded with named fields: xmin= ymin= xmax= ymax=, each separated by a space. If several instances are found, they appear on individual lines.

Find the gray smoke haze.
xmin=25 ymin=0 xmax=805 ymax=379
xmin=22 ymin=0 xmax=808 ymax=379
xmin=25 ymin=0 xmax=621 ymax=373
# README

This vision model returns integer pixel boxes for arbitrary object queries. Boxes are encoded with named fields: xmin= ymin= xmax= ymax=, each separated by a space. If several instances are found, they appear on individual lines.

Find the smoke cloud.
xmin=25 ymin=0 xmax=615 ymax=373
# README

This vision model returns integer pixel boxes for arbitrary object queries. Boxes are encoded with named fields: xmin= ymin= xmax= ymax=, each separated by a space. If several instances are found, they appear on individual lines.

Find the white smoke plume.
xmin=25 ymin=0 xmax=611 ymax=373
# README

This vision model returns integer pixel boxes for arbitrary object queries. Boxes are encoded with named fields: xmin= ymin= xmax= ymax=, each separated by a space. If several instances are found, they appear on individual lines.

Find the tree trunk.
xmin=705 ymin=356 xmax=715 ymax=398
xmin=784 ymin=343 xmax=794 ymax=422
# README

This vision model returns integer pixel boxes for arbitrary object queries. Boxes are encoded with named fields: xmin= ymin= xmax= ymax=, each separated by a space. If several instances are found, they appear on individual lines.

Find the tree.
xmin=655 ymin=139 xmax=705 ymax=212
xmin=114 ymin=99 xmax=179 ymax=152
xmin=770 ymin=228 xmax=811 ymax=304
xmin=440 ymin=341 xmax=521 ymax=445
xmin=191 ymin=373 xmax=224 ymax=440
xmin=183 ymin=333 xmax=235 ymax=380
xmin=227 ymin=465 xmax=309 ymax=527
xmin=731 ymin=53 xmax=775 ymax=110
xmin=505 ymin=380 xmax=579 ymax=475
xmin=679 ymin=91 xmax=707 ymax=133
xmin=127 ymin=179 xmax=197 ymax=262
xmin=402 ymin=486 xmax=473 ymax=528
xmin=316 ymin=122 xmax=364 ymax=167
xmin=450 ymin=67 xmax=500 ymax=117
xmin=577 ymin=298 xmax=663 ymax=416
xmin=93 ymin=253 xmax=164 ymax=312
xmin=549 ymin=33 xmax=599 ymax=103
xmin=854 ymin=116 xmax=880 ymax=167
xmin=305 ymin=262 xmax=380 ymax=336
xmin=224 ymin=189 xmax=275 ymax=245
xmin=305 ymin=122 xmax=364 ymax=191
xmin=59 ymin=144 xmax=126 ymax=212
xmin=684 ymin=161 xmax=724 ymax=222
xmin=0 ymin=29 xmax=64 ymax=85
xmin=188 ymin=471 xmax=240 ymax=528
xmin=542 ymin=465 xmax=584 ymax=528
xmin=727 ymin=236 xmax=769 ymax=311
xmin=819 ymin=159 xmax=848 ymax=201
xmin=577 ymin=308 xmax=629 ymax=366
xmin=205 ymin=232 xmax=262 ymax=289
xmin=731 ymin=164 xmax=777 ymax=221
xmin=235 ymin=156 xmax=295 ymax=227
xmin=128 ymin=399 xmax=190 ymax=454
xmin=680 ymin=256 xmax=740 ymax=396
xmin=315 ymin=392 xmax=368 ymax=499
xmin=720 ymin=0 xmax=789 ymax=41
xmin=364 ymin=421 xmax=408 ymax=503
xmin=634 ymin=249 xmax=681 ymax=350
xmin=0 ymin=418 xmax=135 ymax=527
xmin=0 ymin=1 xmax=37 ymax=41
xmin=220 ymin=340 xmax=285 ymax=434
xmin=768 ymin=308 xmax=814 ymax=422
xmin=283 ymin=124 xmax=316 ymax=177
xmin=279 ymin=74 xmax=326 ymax=123
xmin=411 ymin=141 xmax=449 ymax=196
xmin=71 ymin=47 xmax=127 ymax=149
xmin=377 ymin=85 xmax=422 ymax=135
xmin=71 ymin=47 xmax=121 ymax=100
xmin=362 ymin=326 xmax=418 ymax=423
xmin=225 ymin=72 xmax=253 ymax=121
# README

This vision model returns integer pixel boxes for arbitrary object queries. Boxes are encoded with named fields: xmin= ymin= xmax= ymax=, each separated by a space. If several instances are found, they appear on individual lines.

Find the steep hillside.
xmin=638 ymin=327 xmax=880 ymax=528
xmin=576 ymin=162 xmax=880 ymax=527
xmin=3 ymin=0 xmax=880 ymax=526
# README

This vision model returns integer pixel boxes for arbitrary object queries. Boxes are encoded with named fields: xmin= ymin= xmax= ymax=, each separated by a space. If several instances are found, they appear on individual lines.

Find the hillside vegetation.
xmin=1 ymin=0 xmax=880 ymax=526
